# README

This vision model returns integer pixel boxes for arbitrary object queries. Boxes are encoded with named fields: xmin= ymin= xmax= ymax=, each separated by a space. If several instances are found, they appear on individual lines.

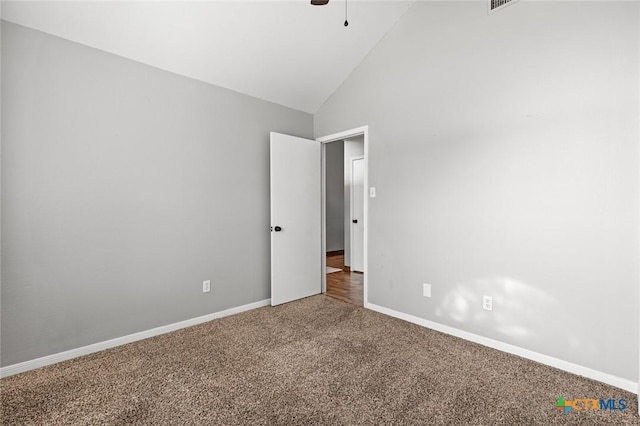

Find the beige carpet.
xmin=326 ymin=266 xmax=342 ymax=274
xmin=1 ymin=295 xmax=637 ymax=425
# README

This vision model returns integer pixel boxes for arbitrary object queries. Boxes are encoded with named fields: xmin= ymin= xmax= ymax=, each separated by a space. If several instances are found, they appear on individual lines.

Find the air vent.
xmin=489 ymin=0 xmax=519 ymax=13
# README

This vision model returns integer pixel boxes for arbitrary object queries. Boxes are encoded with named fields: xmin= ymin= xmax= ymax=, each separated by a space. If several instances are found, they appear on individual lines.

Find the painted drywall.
xmin=1 ymin=19 xmax=3 ymax=337
xmin=343 ymin=137 xmax=364 ymax=267
xmin=1 ymin=21 xmax=313 ymax=366
xmin=325 ymin=141 xmax=344 ymax=252
xmin=315 ymin=1 xmax=640 ymax=382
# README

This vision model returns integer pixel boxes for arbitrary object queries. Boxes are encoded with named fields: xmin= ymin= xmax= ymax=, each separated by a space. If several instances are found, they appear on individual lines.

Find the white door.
xmin=350 ymin=156 xmax=365 ymax=272
xmin=270 ymin=132 xmax=322 ymax=306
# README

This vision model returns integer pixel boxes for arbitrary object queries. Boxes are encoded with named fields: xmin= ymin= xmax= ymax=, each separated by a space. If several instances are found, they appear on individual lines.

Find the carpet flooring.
xmin=1 ymin=295 xmax=637 ymax=425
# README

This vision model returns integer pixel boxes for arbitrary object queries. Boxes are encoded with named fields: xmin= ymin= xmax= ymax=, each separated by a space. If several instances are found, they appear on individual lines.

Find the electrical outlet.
xmin=203 ymin=280 xmax=211 ymax=293
xmin=483 ymin=295 xmax=492 ymax=311
xmin=423 ymin=283 xmax=432 ymax=297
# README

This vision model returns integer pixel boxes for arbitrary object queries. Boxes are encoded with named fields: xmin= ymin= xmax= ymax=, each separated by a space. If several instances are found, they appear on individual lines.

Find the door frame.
xmin=350 ymin=155 xmax=365 ymax=273
xmin=317 ymin=126 xmax=369 ymax=306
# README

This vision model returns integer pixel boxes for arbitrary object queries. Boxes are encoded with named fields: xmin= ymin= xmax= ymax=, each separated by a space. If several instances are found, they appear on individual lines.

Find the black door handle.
xmin=274 ymin=226 xmax=282 ymax=232
xmin=352 ymin=219 xmax=358 ymax=224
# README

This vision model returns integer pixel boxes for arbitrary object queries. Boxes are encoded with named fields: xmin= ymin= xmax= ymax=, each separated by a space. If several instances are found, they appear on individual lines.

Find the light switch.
xmin=369 ymin=187 xmax=376 ymax=198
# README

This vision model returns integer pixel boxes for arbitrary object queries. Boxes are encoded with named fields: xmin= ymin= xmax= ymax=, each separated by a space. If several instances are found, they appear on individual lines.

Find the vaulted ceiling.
xmin=1 ymin=1 xmax=414 ymax=113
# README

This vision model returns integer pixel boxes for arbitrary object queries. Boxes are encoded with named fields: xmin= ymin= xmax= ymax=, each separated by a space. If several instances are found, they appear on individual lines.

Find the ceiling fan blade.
xmin=311 ymin=0 xmax=329 ymax=5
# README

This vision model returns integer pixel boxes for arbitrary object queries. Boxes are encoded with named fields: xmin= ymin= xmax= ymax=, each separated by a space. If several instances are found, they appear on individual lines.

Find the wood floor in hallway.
xmin=326 ymin=251 xmax=363 ymax=307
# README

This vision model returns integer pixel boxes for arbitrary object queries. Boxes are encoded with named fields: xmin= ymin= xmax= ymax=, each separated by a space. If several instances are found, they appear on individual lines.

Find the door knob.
xmin=274 ymin=226 xmax=282 ymax=232
xmin=352 ymin=219 xmax=358 ymax=224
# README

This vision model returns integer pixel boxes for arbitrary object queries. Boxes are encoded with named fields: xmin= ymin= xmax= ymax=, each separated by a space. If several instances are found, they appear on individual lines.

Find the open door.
xmin=350 ymin=156 xmax=365 ymax=272
xmin=270 ymin=132 xmax=322 ymax=306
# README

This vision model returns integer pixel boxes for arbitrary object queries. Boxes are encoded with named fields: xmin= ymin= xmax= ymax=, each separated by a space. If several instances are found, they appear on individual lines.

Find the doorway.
xmin=323 ymin=140 xmax=364 ymax=306
xmin=318 ymin=126 xmax=368 ymax=307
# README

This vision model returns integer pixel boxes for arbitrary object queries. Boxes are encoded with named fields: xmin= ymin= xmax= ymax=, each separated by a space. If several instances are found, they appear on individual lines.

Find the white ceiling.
xmin=1 ymin=0 xmax=413 ymax=113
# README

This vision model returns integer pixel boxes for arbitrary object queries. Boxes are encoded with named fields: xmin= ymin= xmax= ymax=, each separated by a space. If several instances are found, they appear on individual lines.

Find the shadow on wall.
xmin=434 ymin=277 xmax=598 ymax=361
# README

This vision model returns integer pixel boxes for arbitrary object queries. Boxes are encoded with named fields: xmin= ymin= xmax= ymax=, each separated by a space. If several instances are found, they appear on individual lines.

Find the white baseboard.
xmin=4 ymin=298 xmax=635 ymax=395
xmin=364 ymin=302 xmax=637 ymax=394
xmin=0 ymin=299 xmax=271 ymax=379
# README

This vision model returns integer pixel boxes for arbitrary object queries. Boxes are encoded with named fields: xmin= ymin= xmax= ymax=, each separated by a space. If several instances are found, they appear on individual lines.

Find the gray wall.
xmin=315 ymin=1 xmax=640 ymax=381
xmin=325 ymin=141 xmax=344 ymax=252
xmin=1 ymin=22 xmax=313 ymax=366
xmin=343 ymin=137 xmax=364 ymax=267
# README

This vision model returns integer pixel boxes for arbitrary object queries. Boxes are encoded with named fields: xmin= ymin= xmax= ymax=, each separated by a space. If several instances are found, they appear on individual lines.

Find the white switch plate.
xmin=203 ymin=280 xmax=211 ymax=293
xmin=423 ymin=283 xmax=431 ymax=297
xmin=370 ymin=187 xmax=376 ymax=198
xmin=483 ymin=295 xmax=492 ymax=311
